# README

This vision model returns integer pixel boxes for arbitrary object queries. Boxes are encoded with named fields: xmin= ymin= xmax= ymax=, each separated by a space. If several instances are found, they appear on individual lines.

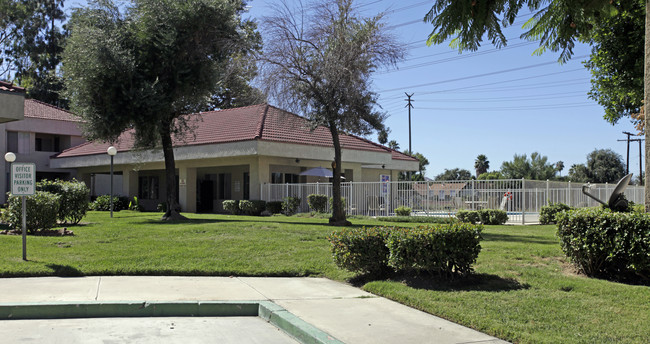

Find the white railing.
xmin=260 ymin=179 xmax=644 ymax=224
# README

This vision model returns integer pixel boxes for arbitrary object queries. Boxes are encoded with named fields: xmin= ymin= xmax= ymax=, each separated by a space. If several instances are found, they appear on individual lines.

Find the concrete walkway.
xmin=0 ymin=276 xmax=509 ymax=344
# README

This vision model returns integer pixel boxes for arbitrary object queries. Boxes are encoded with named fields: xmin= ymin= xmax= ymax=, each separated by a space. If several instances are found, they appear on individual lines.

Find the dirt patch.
xmin=0 ymin=228 xmax=74 ymax=236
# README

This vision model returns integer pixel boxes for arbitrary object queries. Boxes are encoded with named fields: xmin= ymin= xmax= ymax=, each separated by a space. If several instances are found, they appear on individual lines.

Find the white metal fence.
xmin=260 ymin=179 xmax=644 ymax=224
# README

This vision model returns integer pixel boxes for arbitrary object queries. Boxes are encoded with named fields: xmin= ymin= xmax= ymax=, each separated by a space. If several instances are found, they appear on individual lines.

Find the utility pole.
xmin=619 ymin=131 xmax=635 ymax=174
xmin=405 ymin=93 xmax=414 ymax=180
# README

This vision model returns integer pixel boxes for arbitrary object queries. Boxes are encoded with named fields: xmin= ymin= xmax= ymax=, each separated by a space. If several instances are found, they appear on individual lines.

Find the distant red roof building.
xmin=56 ymin=104 xmax=418 ymax=161
xmin=0 ymin=80 xmax=25 ymax=94
xmin=24 ymin=99 xmax=81 ymax=122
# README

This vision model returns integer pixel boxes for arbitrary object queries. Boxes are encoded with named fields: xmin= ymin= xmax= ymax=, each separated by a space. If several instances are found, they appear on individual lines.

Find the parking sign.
xmin=11 ymin=163 xmax=35 ymax=196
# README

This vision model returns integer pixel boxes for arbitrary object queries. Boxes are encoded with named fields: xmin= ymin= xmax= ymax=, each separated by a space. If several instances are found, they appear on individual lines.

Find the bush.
xmin=128 ymin=196 xmax=143 ymax=212
xmin=282 ymin=196 xmax=301 ymax=215
xmin=456 ymin=209 xmax=480 ymax=224
xmin=556 ymin=207 xmax=650 ymax=283
xmin=37 ymin=179 xmax=90 ymax=224
xmin=266 ymin=201 xmax=283 ymax=214
xmin=539 ymin=202 xmax=572 ymax=224
xmin=239 ymin=200 xmax=266 ymax=216
xmin=477 ymin=209 xmax=508 ymax=225
xmin=386 ymin=223 xmax=483 ymax=277
xmin=394 ymin=206 xmax=411 ymax=216
xmin=5 ymin=191 xmax=60 ymax=233
xmin=328 ymin=226 xmax=392 ymax=275
xmin=378 ymin=216 xmax=457 ymax=224
xmin=307 ymin=194 xmax=328 ymax=213
xmin=90 ymin=195 xmax=129 ymax=211
xmin=222 ymin=200 xmax=239 ymax=215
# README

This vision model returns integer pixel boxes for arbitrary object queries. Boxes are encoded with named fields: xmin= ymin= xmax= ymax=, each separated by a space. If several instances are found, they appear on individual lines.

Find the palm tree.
xmin=556 ymin=161 xmax=565 ymax=176
xmin=474 ymin=154 xmax=489 ymax=178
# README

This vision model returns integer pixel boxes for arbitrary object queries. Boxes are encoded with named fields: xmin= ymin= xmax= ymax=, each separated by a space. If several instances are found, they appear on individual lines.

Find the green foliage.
xmin=328 ymin=226 xmax=392 ymax=275
xmin=222 ymin=200 xmax=239 ymax=215
xmin=585 ymin=0 xmax=644 ymax=125
xmin=377 ymin=216 xmax=456 ymax=224
xmin=501 ymin=152 xmax=557 ymax=180
xmin=5 ymin=192 xmax=60 ymax=233
xmin=128 ymin=196 xmax=143 ymax=212
xmin=328 ymin=197 xmax=346 ymax=212
xmin=265 ymin=201 xmax=283 ymax=214
xmin=282 ymin=197 xmax=301 ymax=216
xmin=456 ymin=209 xmax=481 ymax=224
xmin=386 ymin=223 xmax=483 ymax=277
xmin=474 ymin=154 xmax=489 ymax=178
xmin=394 ymin=206 xmax=411 ymax=216
xmin=239 ymin=200 xmax=266 ymax=216
xmin=539 ymin=202 xmax=572 ymax=224
xmin=90 ymin=195 xmax=129 ymax=212
xmin=434 ymin=168 xmax=473 ymax=181
xmin=425 ymin=0 xmax=616 ymax=63
xmin=477 ymin=171 xmax=504 ymax=180
xmin=568 ymin=149 xmax=626 ymax=183
xmin=307 ymin=194 xmax=328 ymax=213
xmin=457 ymin=209 xmax=507 ymax=225
xmin=37 ymin=179 xmax=90 ymax=224
xmin=556 ymin=207 xmax=650 ymax=283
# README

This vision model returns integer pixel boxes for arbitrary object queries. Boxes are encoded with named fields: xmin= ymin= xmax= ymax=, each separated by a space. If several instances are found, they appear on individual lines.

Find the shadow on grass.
xmin=482 ymin=232 xmax=558 ymax=245
xmin=138 ymin=217 xmax=367 ymax=228
xmin=351 ymin=271 xmax=530 ymax=292
xmin=46 ymin=264 xmax=85 ymax=277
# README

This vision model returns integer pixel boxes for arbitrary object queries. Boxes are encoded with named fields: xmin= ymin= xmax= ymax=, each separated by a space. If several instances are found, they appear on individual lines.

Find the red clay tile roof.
xmin=0 ymin=80 xmax=25 ymax=93
xmin=55 ymin=104 xmax=418 ymax=162
xmin=24 ymin=99 xmax=81 ymax=122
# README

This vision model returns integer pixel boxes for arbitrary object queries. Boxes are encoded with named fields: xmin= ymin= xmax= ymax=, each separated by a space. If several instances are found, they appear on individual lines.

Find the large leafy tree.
xmin=500 ymin=152 xmax=556 ymax=180
xmin=424 ymin=0 xmax=650 ymax=211
xmin=1 ymin=0 xmax=67 ymax=107
xmin=568 ymin=148 xmax=626 ymax=183
xmin=401 ymin=150 xmax=429 ymax=181
xmin=474 ymin=154 xmax=489 ymax=178
xmin=435 ymin=168 xmax=473 ymax=181
xmin=260 ymin=0 xmax=403 ymax=225
xmin=63 ymin=0 xmax=260 ymax=220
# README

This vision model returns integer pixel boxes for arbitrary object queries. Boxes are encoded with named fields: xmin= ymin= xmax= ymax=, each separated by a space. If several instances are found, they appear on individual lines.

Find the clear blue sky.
xmin=64 ymin=0 xmax=642 ymax=180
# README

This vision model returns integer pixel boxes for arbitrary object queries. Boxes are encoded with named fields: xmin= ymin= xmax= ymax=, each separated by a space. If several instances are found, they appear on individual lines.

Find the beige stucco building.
xmin=51 ymin=104 xmax=418 ymax=212
xmin=0 ymin=97 xmax=86 ymax=203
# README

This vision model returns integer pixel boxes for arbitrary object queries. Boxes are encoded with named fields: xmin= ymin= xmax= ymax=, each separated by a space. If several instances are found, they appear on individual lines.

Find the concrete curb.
xmin=0 ymin=301 xmax=343 ymax=344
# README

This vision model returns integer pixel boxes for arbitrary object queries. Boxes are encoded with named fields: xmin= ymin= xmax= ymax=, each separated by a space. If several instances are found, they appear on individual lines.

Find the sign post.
xmin=11 ymin=162 xmax=35 ymax=261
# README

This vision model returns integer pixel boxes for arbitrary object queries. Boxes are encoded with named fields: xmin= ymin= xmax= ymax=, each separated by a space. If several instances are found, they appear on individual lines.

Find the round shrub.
xmin=222 ymin=200 xmax=239 ymax=215
xmin=5 ymin=191 xmax=60 ymax=233
xmin=282 ymin=196 xmax=301 ymax=215
xmin=266 ymin=201 xmax=283 ymax=214
xmin=394 ymin=206 xmax=411 ymax=216
xmin=539 ymin=202 xmax=572 ymax=224
xmin=477 ymin=209 xmax=508 ymax=225
xmin=239 ymin=200 xmax=266 ymax=216
xmin=328 ymin=226 xmax=392 ymax=275
xmin=556 ymin=207 xmax=650 ymax=283
xmin=90 ymin=195 xmax=129 ymax=211
xmin=456 ymin=209 xmax=480 ymax=224
xmin=386 ymin=223 xmax=483 ymax=277
xmin=37 ymin=179 xmax=90 ymax=224
xmin=307 ymin=194 xmax=328 ymax=213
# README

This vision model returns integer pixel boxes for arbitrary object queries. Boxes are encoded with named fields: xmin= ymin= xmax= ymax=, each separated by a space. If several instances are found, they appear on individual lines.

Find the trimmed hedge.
xmin=90 ymin=195 xmax=129 ymax=212
xmin=5 ymin=191 xmax=60 ymax=233
xmin=539 ymin=202 xmax=572 ymax=224
xmin=394 ymin=206 xmax=411 ymax=216
xmin=239 ymin=200 xmax=266 ymax=216
xmin=266 ymin=201 xmax=283 ymax=214
xmin=282 ymin=196 xmax=301 ymax=215
xmin=37 ymin=179 xmax=90 ymax=224
xmin=378 ymin=216 xmax=455 ymax=224
xmin=307 ymin=194 xmax=328 ymax=213
xmin=329 ymin=223 xmax=483 ymax=278
xmin=386 ymin=223 xmax=483 ymax=276
xmin=328 ymin=226 xmax=392 ymax=275
xmin=456 ymin=209 xmax=508 ymax=225
xmin=222 ymin=200 xmax=239 ymax=215
xmin=556 ymin=207 xmax=650 ymax=283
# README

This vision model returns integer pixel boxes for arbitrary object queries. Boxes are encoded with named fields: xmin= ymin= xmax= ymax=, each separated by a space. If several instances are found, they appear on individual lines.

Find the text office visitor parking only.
xmin=11 ymin=163 xmax=35 ymax=195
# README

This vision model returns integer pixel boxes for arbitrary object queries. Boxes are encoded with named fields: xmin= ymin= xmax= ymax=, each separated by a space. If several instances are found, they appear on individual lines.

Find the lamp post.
xmin=5 ymin=152 xmax=26 ymax=260
xmin=107 ymin=146 xmax=117 ymax=218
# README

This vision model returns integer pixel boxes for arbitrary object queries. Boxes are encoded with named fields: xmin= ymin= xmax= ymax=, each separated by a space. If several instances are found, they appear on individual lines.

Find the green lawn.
xmin=0 ymin=211 xmax=648 ymax=344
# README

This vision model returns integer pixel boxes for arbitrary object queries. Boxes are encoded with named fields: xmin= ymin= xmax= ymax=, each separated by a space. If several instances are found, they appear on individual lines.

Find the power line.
xmin=409 ymin=102 xmax=594 ymax=112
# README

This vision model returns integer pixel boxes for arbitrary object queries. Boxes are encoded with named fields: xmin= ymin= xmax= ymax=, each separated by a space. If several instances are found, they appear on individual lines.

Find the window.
xmin=218 ymin=173 xmax=231 ymax=199
xmin=271 ymin=172 xmax=283 ymax=184
xmin=34 ymin=133 xmax=63 ymax=152
xmin=6 ymin=132 xmax=17 ymax=152
xmin=284 ymin=173 xmax=299 ymax=184
xmin=243 ymin=172 xmax=250 ymax=200
xmin=138 ymin=176 xmax=159 ymax=199
xmin=271 ymin=172 xmax=299 ymax=184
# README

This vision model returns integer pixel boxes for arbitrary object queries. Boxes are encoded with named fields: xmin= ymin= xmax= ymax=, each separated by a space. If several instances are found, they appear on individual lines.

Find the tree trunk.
xmin=328 ymin=122 xmax=351 ymax=226
xmin=160 ymin=119 xmax=187 ymax=221
xmin=643 ymin=1 xmax=650 ymax=213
